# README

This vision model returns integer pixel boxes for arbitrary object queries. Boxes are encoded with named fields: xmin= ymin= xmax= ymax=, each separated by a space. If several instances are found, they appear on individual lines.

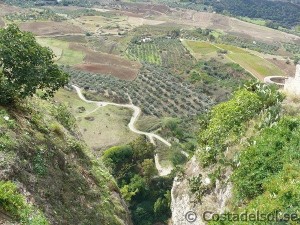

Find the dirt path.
xmin=72 ymin=85 xmax=173 ymax=176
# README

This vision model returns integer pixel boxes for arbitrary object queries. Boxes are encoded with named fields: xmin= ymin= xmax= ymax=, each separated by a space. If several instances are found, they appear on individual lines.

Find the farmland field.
xmin=127 ymin=38 xmax=196 ymax=75
xmin=182 ymin=40 xmax=219 ymax=55
xmin=127 ymin=41 xmax=162 ymax=65
xmin=71 ymin=14 xmax=165 ymax=36
xmin=36 ymin=38 xmax=85 ymax=65
xmin=37 ymin=38 xmax=140 ymax=79
xmin=0 ymin=3 xmax=25 ymax=16
xmin=166 ymin=10 xmax=300 ymax=44
xmin=183 ymin=40 xmax=285 ymax=79
xmin=215 ymin=44 xmax=285 ymax=78
xmin=70 ymin=42 xmax=141 ymax=80
xmin=68 ymin=63 xmax=214 ymax=118
xmin=19 ymin=21 xmax=83 ymax=36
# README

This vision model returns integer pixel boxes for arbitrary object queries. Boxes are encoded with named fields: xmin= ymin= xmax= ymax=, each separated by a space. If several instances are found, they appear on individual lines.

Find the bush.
xmin=232 ymin=117 xmax=300 ymax=201
xmin=200 ymin=88 xmax=262 ymax=147
xmin=0 ymin=181 xmax=49 ymax=224
xmin=52 ymin=104 xmax=75 ymax=130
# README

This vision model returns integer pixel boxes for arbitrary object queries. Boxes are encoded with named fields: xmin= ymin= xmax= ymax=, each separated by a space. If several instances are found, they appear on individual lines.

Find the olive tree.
xmin=0 ymin=24 xmax=69 ymax=105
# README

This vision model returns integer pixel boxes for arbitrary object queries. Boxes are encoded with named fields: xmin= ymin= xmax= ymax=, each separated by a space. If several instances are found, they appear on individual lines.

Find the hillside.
xmin=201 ymin=0 xmax=300 ymax=29
xmin=0 ymin=1 xmax=300 ymax=225
xmin=0 ymin=97 xmax=131 ymax=224
xmin=171 ymin=82 xmax=300 ymax=224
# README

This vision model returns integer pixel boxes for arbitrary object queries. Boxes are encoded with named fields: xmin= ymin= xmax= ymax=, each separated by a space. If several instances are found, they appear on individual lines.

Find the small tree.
xmin=0 ymin=24 xmax=69 ymax=105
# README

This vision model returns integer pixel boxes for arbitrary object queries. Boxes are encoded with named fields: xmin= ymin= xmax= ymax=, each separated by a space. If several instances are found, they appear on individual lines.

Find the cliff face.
xmin=0 ymin=97 xmax=131 ymax=225
xmin=170 ymin=156 xmax=232 ymax=225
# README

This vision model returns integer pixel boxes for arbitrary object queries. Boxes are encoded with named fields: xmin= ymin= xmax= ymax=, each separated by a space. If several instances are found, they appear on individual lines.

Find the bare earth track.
xmin=72 ymin=85 xmax=173 ymax=176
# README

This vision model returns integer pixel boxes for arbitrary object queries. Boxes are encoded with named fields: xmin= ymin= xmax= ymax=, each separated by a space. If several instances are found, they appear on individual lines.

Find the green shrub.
xmin=52 ymin=104 xmax=75 ymax=130
xmin=0 ymin=181 xmax=49 ymax=224
xmin=200 ymin=89 xmax=262 ymax=145
xmin=232 ymin=117 xmax=300 ymax=201
xmin=33 ymin=149 xmax=47 ymax=176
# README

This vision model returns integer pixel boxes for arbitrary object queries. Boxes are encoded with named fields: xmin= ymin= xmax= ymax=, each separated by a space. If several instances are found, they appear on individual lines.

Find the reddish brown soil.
xmin=70 ymin=43 xmax=140 ymax=68
xmin=75 ymin=63 xmax=139 ymax=80
xmin=70 ymin=43 xmax=140 ymax=80
xmin=19 ymin=21 xmax=83 ymax=36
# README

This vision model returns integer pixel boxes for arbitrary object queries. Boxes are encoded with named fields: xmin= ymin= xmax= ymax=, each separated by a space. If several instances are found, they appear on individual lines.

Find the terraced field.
xmin=183 ymin=40 xmax=285 ymax=79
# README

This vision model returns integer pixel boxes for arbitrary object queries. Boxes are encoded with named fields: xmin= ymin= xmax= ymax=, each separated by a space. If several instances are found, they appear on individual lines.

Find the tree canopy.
xmin=0 ymin=24 xmax=69 ymax=105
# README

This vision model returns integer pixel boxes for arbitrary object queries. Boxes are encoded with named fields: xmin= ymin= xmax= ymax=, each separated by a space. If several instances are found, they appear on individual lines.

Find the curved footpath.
xmin=72 ymin=85 xmax=173 ymax=176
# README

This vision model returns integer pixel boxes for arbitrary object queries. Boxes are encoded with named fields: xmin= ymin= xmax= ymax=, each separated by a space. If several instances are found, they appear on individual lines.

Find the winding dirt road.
xmin=72 ymin=85 xmax=173 ymax=176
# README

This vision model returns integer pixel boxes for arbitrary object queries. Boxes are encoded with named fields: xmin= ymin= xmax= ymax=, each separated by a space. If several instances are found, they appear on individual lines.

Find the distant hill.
xmin=202 ymin=0 xmax=300 ymax=28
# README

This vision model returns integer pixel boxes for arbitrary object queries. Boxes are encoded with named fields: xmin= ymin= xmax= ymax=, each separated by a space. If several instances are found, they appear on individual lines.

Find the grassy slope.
xmin=36 ymin=37 xmax=85 ymax=65
xmin=54 ymin=89 xmax=139 ymax=151
xmin=215 ymin=43 xmax=284 ymax=78
xmin=0 ymin=97 xmax=130 ymax=225
xmin=183 ymin=40 xmax=284 ymax=79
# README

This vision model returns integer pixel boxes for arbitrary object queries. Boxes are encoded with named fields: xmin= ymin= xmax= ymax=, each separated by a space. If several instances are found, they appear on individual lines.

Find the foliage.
xmin=33 ymin=148 xmax=47 ymax=176
xmin=198 ymin=82 xmax=284 ymax=167
xmin=0 ymin=181 xmax=49 ymax=224
xmin=171 ymin=150 xmax=188 ymax=166
xmin=200 ymin=89 xmax=262 ymax=146
xmin=132 ymin=201 xmax=154 ymax=225
xmin=102 ymin=145 xmax=134 ymax=181
xmin=51 ymin=103 xmax=75 ymax=130
xmin=5 ymin=8 xmax=65 ymax=22
xmin=141 ymin=159 xmax=157 ymax=184
xmin=211 ymin=117 xmax=300 ymax=224
xmin=102 ymin=137 xmax=172 ymax=225
xmin=0 ymin=24 xmax=69 ymax=105
xmin=232 ymin=117 xmax=300 ymax=201
xmin=202 ymin=0 xmax=300 ymax=28
xmin=153 ymin=192 xmax=171 ymax=221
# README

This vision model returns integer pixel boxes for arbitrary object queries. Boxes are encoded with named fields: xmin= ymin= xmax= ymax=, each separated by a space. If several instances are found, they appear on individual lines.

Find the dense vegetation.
xmin=68 ymin=59 xmax=251 ymax=118
xmin=0 ymin=24 xmax=69 ymax=105
xmin=208 ymin=116 xmax=300 ymax=224
xmin=193 ymin=81 xmax=300 ymax=224
xmin=0 ymin=97 xmax=130 ymax=224
xmin=102 ymin=137 xmax=173 ymax=225
xmin=0 ymin=181 xmax=48 ymax=224
xmin=198 ymin=82 xmax=284 ymax=167
xmin=202 ymin=0 xmax=300 ymax=29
